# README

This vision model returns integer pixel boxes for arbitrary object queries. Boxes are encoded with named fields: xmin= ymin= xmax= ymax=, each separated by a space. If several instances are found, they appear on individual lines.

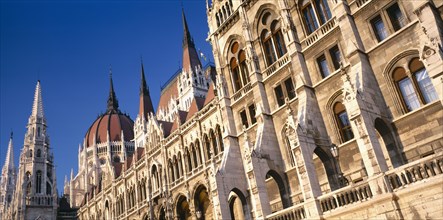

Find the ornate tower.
xmin=0 ymin=132 xmax=16 ymax=219
xmin=134 ymin=62 xmax=155 ymax=149
xmin=11 ymin=80 xmax=58 ymax=220
xmin=177 ymin=9 xmax=211 ymax=111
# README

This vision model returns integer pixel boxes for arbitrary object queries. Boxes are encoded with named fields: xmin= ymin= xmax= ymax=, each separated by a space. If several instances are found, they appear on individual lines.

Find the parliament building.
xmin=2 ymin=0 xmax=443 ymax=219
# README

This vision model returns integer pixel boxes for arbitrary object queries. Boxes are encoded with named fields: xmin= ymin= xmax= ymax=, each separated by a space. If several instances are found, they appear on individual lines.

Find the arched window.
xmin=410 ymin=58 xmax=438 ymax=104
xmin=210 ymin=130 xmax=218 ymax=156
xmin=37 ymin=149 xmax=41 ymax=157
xmin=204 ymin=135 xmax=212 ymax=160
xmin=186 ymin=148 xmax=192 ymax=172
xmin=334 ymin=102 xmax=354 ymax=142
xmin=29 ymin=149 xmax=33 ymax=157
xmin=260 ymin=12 xmax=287 ymax=66
xmin=229 ymin=42 xmax=250 ymax=92
xmin=36 ymin=171 xmax=42 ymax=193
xmin=300 ymin=0 xmax=332 ymax=34
xmin=393 ymin=58 xmax=437 ymax=112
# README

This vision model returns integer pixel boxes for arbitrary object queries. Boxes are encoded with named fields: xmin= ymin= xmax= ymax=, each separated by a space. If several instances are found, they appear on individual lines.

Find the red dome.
xmin=85 ymin=111 xmax=134 ymax=148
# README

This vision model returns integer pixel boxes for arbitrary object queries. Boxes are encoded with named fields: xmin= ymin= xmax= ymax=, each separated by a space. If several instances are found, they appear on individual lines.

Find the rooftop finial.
xmin=107 ymin=66 xmax=119 ymax=112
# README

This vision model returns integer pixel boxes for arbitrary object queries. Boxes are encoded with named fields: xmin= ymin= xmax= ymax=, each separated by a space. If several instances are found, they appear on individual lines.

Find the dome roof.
xmin=84 ymin=111 xmax=134 ymax=148
xmin=84 ymin=72 xmax=134 ymax=148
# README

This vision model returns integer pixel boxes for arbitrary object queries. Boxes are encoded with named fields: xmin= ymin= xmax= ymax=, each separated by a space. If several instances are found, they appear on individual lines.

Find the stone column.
xmin=333 ymin=0 xmax=390 ymax=186
xmin=414 ymin=2 xmax=443 ymax=105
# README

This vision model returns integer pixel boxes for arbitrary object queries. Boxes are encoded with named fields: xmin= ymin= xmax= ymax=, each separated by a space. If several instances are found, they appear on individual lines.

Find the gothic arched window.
xmin=300 ymin=0 xmax=332 ymax=34
xmin=37 ymin=149 xmax=41 ymax=157
xmin=334 ymin=102 xmax=354 ymax=142
xmin=229 ymin=42 xmax=250 ymax=92
xmin=259 ymin=11 xmax=287 ymax=67
xmin=392 ymin=58 xmax=438 ymax=112
xmin=36 ymin=170 xmax=42 ymax=193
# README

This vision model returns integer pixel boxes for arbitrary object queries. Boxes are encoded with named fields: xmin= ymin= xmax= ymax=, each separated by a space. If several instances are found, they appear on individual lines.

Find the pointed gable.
xmin=159 ymin=120 xmax=173 ymax=137
xmin=186 ymin=97 xmax=205 ymax=121
xmin=157 ymin=77 xmax=179 ymax=117
xmin=203 ymin=82 xmax=216 ymax=106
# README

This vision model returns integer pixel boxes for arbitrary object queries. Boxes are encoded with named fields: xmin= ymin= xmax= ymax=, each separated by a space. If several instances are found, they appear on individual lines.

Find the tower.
xmin=177 ymin=9 xmax=211 ymax=111
xmin=10 ymin=81 xmax=58 ymax=220
xmin=0 ymin=132 xmax=16 ymax=219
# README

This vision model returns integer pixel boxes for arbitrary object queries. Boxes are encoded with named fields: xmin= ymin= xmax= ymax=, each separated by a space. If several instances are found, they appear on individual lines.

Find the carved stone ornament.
xmin=242 ymin=125 xmax=252 ymax=163
xmin=285 ymin=105 xmax=299 ymax=148
xmin=341 ymin=71 xmax=357 ymax=104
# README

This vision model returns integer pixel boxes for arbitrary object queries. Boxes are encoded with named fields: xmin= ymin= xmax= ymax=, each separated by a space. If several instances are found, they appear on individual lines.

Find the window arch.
xmin=333 ymin=102 xmax=354 ymax=142
xmin=37 ymin=149 xmax=41 ymax=157
xmin=228 ymin=41 xmax=250 ymax=92
xmin=300 ymin=0 xmax=332 ymax=34
xmin=36 ymin=170 xmax=42 ymax=193
xmin=259 ymin=11 xmax=287 ymax=66
xmin=393 ymin=58 xmax=437 ymax=112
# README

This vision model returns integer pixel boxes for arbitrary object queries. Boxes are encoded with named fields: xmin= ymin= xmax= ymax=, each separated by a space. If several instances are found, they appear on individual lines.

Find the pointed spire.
xmin=107 ymin=66 xmax=119 ymax=112
xmin=139 ymin=61 xmax=155 ymax=118
xmin=3 ymin=132 xmax=15 ymax=171
xmin=182 ymin=7 xmax=194 ymax=48
xmin=140 ymin=61 xmax=149 ymax=95
xmin=31 ymin=80 xmax=44 ymax=119
xmin=181 ymin=8 xmax=202 ymax=72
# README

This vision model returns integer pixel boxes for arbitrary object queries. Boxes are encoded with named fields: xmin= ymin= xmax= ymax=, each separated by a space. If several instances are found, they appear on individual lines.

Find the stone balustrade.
xmin=301 ymin=17 xmax=337 ymax=49
xmin=232 ymin=82 xmax=252 ymax=102
xmin=263 ymin=53 xmax=290 ymax=78
xmin=266 ymin=203 xmax=306 ymax=220
xmin=319 ymin=181 xmax=373 ymax=213
xmin=386 ymin=152 xmax=443 ymax=190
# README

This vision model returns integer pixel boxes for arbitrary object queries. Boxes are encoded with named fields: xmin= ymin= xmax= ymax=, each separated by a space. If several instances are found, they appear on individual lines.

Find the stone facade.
xmin=66 ymin=0 xmax=443 ymax=219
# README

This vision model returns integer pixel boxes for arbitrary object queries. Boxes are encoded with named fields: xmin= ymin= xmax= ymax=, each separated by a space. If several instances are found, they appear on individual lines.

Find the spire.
xmin=181 ymin=8 xmax=202 ymax=72
xmin=182 ymin=8 xmax=194 ymax=48
xmin=139 ymin=62 xmax=155 ymax=118
xmin=2 ymin=132 xmax=15 ymax=172
xmin=107 ymin=67 xmax=119 ymax=112
xmin=31 ymin=80 xmax=44 ymax=119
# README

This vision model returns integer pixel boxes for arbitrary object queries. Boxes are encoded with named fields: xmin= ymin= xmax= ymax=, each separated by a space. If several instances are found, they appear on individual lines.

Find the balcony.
xmin=386 ymin=152 xmax=443 ymax=190
xmin=266 ymin=203 xmax=306 ymax=220
xmin=263 ymin=53 xmax=290 ymax=79
xmin=349 ymin=0 xmax=372 ymax=14
xmin=301 ymin=17 xmax=337 ymax=50
xmin=318 ymin=181 xmax=372 ymax=213
xmin=231 ymin=82 xmax=252 ymax=103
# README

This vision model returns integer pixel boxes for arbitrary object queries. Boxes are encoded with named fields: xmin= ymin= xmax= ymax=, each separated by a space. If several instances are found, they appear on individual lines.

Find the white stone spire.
xmin=2 ymin=132 xmax=14 ymax=172
xmin=31 ymin=80 xmax=44 ymax=119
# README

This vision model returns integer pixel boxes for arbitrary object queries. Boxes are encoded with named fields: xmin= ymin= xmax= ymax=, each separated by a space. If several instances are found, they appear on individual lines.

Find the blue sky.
xmin=0 ymin=0 xmax=214 ymax=194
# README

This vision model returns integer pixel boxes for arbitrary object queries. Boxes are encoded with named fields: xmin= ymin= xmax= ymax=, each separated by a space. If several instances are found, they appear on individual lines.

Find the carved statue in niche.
xmin=285 ymin=104 xmax=299 ymax=149
xmin=242 ymin=125 xmax=252 ymax=163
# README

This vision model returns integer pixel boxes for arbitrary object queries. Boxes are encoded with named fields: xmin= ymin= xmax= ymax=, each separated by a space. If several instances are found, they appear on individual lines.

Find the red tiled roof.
xmin=186 ymin=97 xmax=205 ymax=121
xmin=85 ymin=112 xmax=134 ymax=148
xmin=125 ymin=155 xmax=134 ymax=170
xmin=136 ymin=147 xmax=145 ymax=161
xmin=203 ymin=82 xmax=216 ymax=106
xmin=159 ymin=120 xmax=173 ymax=137
xmin=157 ymin=78 xmax=178 ymax=117
xmin=113 ymin=162 xmax=123 ymax=178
